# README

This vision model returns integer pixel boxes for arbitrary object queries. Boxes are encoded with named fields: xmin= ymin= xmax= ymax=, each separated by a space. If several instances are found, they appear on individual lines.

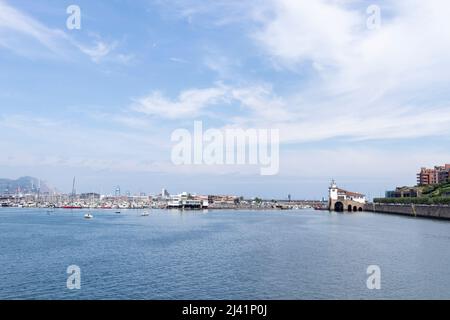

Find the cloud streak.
xmin=132 ymin=86 xmax=229 ymax=119
xmin=0 ymin=0 xmax=123 ymax=63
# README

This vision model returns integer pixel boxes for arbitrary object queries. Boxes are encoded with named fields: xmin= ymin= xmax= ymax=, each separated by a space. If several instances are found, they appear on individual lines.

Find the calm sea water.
xmin=0 ymin=208 xmax=449 ymax=300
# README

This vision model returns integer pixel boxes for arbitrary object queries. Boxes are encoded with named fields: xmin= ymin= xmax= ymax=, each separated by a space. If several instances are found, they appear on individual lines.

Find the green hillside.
xmin=375 ymin=181 xmax=450 ymax=205
xmin=421 ymin=182 xmax=450 ymax=197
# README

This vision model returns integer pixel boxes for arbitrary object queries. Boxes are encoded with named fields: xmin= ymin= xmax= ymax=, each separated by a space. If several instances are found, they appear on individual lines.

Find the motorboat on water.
xmin=84 ymin=213 xmax=94 ymax=219
xmin=141 ymin=211 xmax=150 ymax=216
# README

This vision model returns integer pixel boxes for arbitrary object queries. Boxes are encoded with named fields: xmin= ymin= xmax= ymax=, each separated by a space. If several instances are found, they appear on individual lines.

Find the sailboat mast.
xmin=71 ymin=176 xmax=76 ymax=204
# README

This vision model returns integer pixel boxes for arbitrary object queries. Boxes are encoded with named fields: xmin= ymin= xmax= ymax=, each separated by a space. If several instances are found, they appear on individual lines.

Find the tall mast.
xmin=71 ymin=176 xmax=76 ymax=203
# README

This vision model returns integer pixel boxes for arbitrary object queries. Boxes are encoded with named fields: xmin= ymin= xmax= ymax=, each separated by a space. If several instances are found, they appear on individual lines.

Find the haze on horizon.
xmin=1 ymin=0 xmax=450 ymax=199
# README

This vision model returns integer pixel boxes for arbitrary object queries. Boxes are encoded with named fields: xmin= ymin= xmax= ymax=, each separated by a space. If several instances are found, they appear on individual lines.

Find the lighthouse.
xmin=328 ymin=179 xmax=366 ymax=212
xmin=328 ymin=179 xmax=338 ymax=209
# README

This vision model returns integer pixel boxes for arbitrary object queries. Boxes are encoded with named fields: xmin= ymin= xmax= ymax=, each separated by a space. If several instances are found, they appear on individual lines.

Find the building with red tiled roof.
xmin=329 ymin=181 xmax=366 ymax=204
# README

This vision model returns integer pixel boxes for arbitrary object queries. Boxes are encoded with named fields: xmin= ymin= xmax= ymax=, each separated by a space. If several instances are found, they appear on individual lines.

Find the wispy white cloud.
xmin=74 ymin=40 xmax=118 ymax=63
xmin=0 ymin=0 xmax=125 ymax=63
xmin=130 ymin=82 xmax=450 ymax=144
xmin=252 ymin=0 xmax=450 ymax=90
xmin=0 ymin=113 xmax=167 ymax=158
xmin=155 ymin=0 xmax=256 ymax=26
xmin=253 ymin=0 xmax=362 ymax=69
xmin=130 ymin=82 xmax=294 ymax=123
xmin=131 ymin=86 xmax=229 ymax=119
xmin=0 ymin=0 xmax=68 ymax=57
xmin=3 ymin=112 xmax=449 ymax=184
xmin=169 ymin=57 xmax=188 ymax=63
xmin=203 ymin=50 xmax=242 ymax=79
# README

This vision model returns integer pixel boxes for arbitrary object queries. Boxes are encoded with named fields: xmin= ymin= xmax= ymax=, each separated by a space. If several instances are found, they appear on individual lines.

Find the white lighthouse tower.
xmin=329 ymin=179 xmax=338 ymax=199
xmin=328 ymin=179 xmax=338 ymax=209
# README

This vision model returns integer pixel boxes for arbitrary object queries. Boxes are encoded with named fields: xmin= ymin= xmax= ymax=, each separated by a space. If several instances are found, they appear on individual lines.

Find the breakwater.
xmin=364 ymin=203 xmax=450 ymax=220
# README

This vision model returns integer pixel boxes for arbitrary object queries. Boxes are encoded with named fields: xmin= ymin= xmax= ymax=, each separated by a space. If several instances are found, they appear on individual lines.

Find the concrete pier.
xmin=364 ymin=203 xmax=450 ymax=220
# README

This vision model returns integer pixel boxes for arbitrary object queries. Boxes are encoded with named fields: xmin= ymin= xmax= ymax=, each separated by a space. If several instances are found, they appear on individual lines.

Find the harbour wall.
xmin=364 ymin=203 xmax=450 ymax=220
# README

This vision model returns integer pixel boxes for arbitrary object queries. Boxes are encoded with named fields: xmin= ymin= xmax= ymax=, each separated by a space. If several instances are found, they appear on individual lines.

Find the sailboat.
xmin=84 ymin=191 xmax=95 ymax=219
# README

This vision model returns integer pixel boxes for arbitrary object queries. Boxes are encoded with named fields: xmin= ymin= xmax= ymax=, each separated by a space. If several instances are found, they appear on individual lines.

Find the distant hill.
xmin=0 ymin=176 xmax=56 ymax=194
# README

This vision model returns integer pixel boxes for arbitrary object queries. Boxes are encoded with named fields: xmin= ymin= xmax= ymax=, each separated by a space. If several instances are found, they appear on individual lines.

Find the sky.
xmin=1 ymin=0 xmax=450 ymax=199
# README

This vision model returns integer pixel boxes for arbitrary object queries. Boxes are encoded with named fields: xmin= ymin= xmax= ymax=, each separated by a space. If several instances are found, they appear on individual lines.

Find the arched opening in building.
xmin=353 ymin=206 xmax=358 ymax=212
xmin=358 ymin=207 xmax=363 ymax=212
xmin=335 ymin=202 xmax=344 ymax=212
xmin=348 ymin=205 xmax=353 ymax=212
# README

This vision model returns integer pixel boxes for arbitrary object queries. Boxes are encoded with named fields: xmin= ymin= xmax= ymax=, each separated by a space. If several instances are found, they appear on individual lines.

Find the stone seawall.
xmin=364 ymin=203 xmax=450 ymax=220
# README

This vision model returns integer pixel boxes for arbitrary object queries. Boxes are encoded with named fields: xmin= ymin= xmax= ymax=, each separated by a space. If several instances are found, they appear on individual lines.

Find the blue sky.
xmin=1 ymin=0 xmax=450 ymax=199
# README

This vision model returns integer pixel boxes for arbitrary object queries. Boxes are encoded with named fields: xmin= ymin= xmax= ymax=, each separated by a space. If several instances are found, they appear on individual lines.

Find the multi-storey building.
xmin=417 ymin=164 xmax=450 ymax=186
xmin=386 ymin=186 xmax=421 ymax=198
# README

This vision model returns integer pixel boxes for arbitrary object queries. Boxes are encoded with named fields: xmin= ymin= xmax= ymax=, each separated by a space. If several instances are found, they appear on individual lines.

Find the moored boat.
xmin=62 ymin=205 xmax=82 ymax=209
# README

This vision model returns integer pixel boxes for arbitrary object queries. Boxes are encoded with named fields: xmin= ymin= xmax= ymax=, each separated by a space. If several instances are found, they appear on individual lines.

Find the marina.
xmin=0 ymin=192 xmax=324 ymax=211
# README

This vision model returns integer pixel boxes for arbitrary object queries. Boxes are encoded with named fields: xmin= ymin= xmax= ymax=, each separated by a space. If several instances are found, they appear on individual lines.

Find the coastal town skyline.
xmin=2 ymin=162 xmax=449 ymax=201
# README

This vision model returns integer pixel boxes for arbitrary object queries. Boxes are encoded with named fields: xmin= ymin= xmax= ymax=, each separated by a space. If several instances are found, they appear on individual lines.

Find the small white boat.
xmin=141 ymin=211 xmax=150 ymax=216
xmin=84 ymin=213 xmax=93 ymax=219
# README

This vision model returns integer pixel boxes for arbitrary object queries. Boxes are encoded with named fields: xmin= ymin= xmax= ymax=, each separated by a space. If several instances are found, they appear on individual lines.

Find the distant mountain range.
xmin=0 ymin=177 xmax=56 ymax=194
